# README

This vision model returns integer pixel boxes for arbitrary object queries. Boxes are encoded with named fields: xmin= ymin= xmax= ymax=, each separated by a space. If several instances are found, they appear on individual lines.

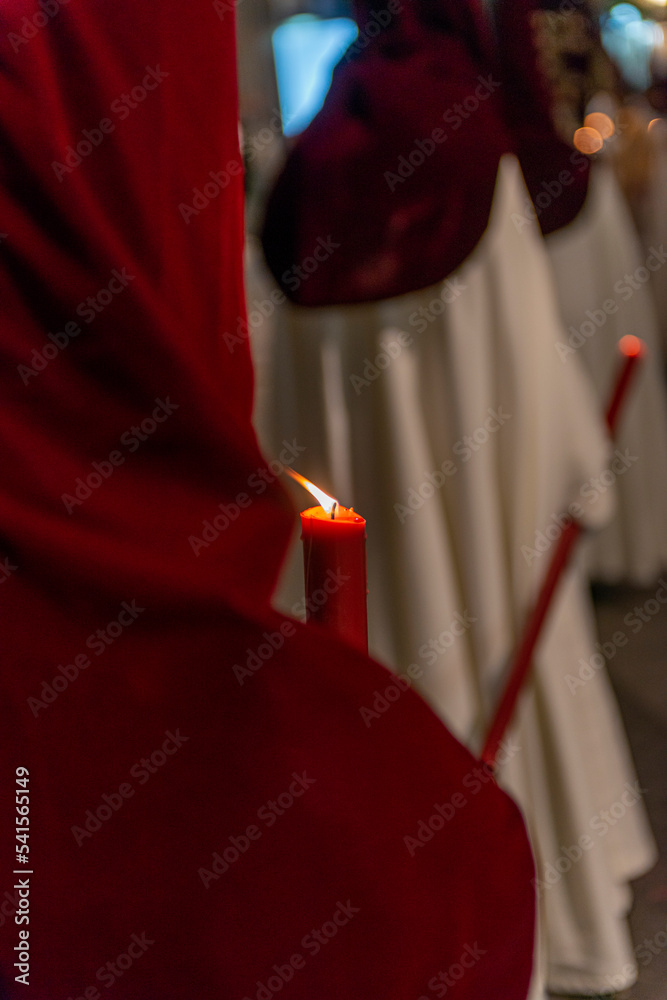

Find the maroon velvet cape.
xmin=0 ymin=2 xmax=534 ymax=997
xmin=261 ymin=0 xmax=589 ymax=306
xmin=493 ymin=0 xmax=590 ymax=236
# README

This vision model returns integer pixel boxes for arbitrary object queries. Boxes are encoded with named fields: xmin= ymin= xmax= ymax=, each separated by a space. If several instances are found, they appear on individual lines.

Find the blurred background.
xmin=234 ymin=2 xmax=667 ymax=997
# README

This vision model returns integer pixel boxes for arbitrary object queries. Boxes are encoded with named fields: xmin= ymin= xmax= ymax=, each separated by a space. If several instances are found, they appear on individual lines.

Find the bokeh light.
xmin=573 ymin=127 xmax=604 ymax=155
xmin=619 ymin=334 xmax=644 ymax=358
xmin=584 ymin=112 xmax=615 ymax=140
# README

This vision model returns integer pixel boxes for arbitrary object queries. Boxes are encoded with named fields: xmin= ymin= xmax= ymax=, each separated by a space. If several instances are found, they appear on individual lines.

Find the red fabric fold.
xmin=0 ymin=3 xmax=535 ymax=996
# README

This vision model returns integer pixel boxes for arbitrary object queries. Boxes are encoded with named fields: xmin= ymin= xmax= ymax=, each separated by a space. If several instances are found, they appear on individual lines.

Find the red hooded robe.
xmin=0 ymin=2 xmax=534 ymax=997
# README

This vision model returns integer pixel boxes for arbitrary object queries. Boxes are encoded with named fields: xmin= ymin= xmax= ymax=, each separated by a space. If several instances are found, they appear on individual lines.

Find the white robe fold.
xmin=546 ymin=161 xmax=667 ymax=586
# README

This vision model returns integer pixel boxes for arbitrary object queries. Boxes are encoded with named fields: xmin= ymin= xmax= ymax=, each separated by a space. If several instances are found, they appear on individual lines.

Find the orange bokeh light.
xmin=618 ymin=335 xmax=644 ymax=358
xmin=584 ymin=112 xmax=615 ymax=140
xmin=573 ymin=127 xmax=603 ymax=155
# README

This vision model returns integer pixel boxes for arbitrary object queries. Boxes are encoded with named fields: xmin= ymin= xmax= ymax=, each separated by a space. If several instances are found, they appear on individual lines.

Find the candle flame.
xmin=287 ymin=468 xmax=339 ymax=515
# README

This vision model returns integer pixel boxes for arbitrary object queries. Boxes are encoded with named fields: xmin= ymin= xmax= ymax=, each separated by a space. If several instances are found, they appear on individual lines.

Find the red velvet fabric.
xmin=0 ymin=3 xmax=534 ymax=997
xmin=262 ymin=0 xmax=509 ymax=306
xmin=261 ymin=0 xmax=589 ymax=306
xmin=492 ymin=0 xmax=590 ymax=236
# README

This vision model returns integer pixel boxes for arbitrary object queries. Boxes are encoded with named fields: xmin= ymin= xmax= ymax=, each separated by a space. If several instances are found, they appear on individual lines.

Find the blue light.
xmin=608 ymin=4 xmax=643 ymax=25
xmin=272 ymin=15 xmax=358 ymax=137
xmin=602 ymin=5 xmax=660 ymax=90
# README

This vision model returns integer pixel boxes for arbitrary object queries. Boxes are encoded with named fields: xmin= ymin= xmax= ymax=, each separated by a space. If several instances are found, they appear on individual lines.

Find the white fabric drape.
xmin=250 ymin=155 xmax=656 ymax=997
xmin=546 ymin=160 xmax=667 ymax=586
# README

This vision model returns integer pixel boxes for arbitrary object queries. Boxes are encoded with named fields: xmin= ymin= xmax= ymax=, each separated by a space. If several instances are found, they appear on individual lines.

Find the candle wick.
xmin=330 ymin=502 xmax=337 ymax=520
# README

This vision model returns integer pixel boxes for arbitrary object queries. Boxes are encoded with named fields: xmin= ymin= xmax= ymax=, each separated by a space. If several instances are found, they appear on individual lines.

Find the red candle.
xmin=288 ymin=470 xmax=368 ymax=652
xmin=301 ymin=505 xmax=368 ymax=652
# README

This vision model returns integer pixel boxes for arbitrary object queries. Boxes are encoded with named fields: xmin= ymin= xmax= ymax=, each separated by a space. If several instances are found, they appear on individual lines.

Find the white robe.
xmin=627 ymin=107 xmax=667 ymax=358
xmin=545 ymin=160 xmax=667 ymax=586
xmin=250 ymin=154 xmax=657 ymax=997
